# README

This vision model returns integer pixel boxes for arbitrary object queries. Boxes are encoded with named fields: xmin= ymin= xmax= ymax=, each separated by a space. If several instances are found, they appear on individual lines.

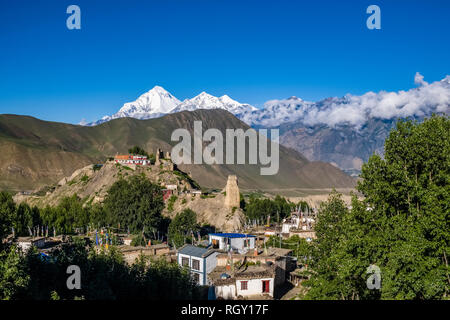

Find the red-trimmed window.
xmin=241 ymin=281 xmax=248 ymax=290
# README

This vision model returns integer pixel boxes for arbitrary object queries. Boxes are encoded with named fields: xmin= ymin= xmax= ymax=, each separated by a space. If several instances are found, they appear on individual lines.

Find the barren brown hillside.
xmin=0 ymin=110 xmax=356 ymax=192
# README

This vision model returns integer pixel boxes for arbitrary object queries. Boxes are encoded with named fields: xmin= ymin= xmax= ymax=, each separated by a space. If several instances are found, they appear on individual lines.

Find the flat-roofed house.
xmin=209 ymin=264 xmax=276 ymax=300
xmin=208 ymin=233 xmax=256 ymax=253
xmin=114 ymin=154 xmax=150 ymax=166
xmin=17 ymin=237 xmax=45 ymax=251
xmin=177 ymin=244 xmax=220 ymax=285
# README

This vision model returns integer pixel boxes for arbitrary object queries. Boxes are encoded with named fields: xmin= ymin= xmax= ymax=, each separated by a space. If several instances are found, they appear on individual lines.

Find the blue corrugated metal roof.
xmin=208 ymin=233 xmax=256 ymax=238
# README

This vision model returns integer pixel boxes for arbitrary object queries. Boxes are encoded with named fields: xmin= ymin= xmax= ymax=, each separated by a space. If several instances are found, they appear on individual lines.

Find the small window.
xmin=181 ymin=257 xmax=189 ymax=267
xmin=192 ymin=259 xmax=200 ymax=271
xmin=192 ymin=273 xmax=200 ymax=283
xmin=241 ymin=281 xmax=248 ymax=290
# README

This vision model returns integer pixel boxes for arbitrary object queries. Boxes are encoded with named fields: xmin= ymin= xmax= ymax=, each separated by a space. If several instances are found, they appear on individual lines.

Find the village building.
xmin=120 ymin=243 xmax=171 ymax=265
xmin=122 ymin=236 xmax=133 ymax=246
xmin=208 ymin=233 xmax=256 ymax=253
xmin=281 ymin=209 xmax=316 ymax=241
xmin=288 ymin=229 xmax=316 ymax=242
xmin=281 ymin=211 xmax=301 ymax=234
xmin=114 ymin=154 xmax=151 ymax=166
xmin=162 ymin=189 xmax=173 ymax=201
xmin=264 ymin=228 xmax=278 ymax=238
xmin=207 ymin=245 xmax=297 ymax=299
xmin=218 ymin=247 xmax=293 ymax=283
xmin=177 ymin=244 xmax=220 ymax=286
xmin=288 ymin=266 xmax=309 ymax=287
xmin=165 ymin=184 xmax=178 ymax=191
xmin=209 ymin=264 xmax=276 ymax=299
xmin=17 ymin=237 xmax=46 ymax=251
xmin=162 ymin=184 xmax=178 ymax=201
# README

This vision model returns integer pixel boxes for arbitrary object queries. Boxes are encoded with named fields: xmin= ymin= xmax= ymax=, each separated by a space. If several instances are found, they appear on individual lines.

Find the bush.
xmin=167 ymin=195 xmax=177 ymax=212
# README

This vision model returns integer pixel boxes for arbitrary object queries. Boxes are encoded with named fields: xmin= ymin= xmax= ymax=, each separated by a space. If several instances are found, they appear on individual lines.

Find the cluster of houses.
xmin=245 ymin=208 xmax=317 ymax=246
xmin=7 ymin=176 xmax=314 ymax=301
xmin=177 ymin=232 xmax=300 ymax=300
xmin=7 ymin=226 xmax=309 ymax=300
xmin=281 ymin=208 xmax=316 ymax=240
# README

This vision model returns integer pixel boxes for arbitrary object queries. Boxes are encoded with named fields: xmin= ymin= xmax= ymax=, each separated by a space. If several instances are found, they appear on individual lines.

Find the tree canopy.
xmin=0 ymin=240 xmax=201 ymax=300
xmin=103 ymin=175 xmax=165 ymax=234
xmin=168 ymin=208 xmax=199 ymax=248
xmin=304 ymin=115 xmax=450 ymax=300
xmin=244 ymin=195 xmax=300 ymax=223
xmin=128 ymin=145 xmax=149 ymax=157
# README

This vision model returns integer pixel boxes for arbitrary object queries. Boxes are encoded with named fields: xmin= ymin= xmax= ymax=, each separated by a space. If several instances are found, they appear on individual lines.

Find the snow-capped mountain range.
xmin=87 ymin=86 xmax=257 ymax=126
xmin=87 ymin=73 xmax=449 ymax=129
xmin=171 ymin=92 xmax=258 ymax=116
xmin=83 ymin=74 xmax=449 ymax=174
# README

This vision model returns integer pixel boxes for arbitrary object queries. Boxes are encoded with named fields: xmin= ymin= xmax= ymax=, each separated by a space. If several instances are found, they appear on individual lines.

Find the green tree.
xmin=304 ymin=115 xmax=450 ymax=300
xmin=244 ymin=195 xmax=294 ymax=223
xmin=0 ymin=245 xmax=30 ymax=300
xmin=0 ymin=191 xmax=15 ymax=241
xmin=13 ymin=203 xmax=33 ymax=237
xmin=303 ymin=191 xmax=353 ymax=299
xmin=356 ymin=115 xmax=450 ymax=299
xmin=128 ymin=145 xmax=149 ymax=158
xmin=103 ymin=175 xmax=164 ymax=234
xmin=168 ymin=209 xmax=198 ymax=248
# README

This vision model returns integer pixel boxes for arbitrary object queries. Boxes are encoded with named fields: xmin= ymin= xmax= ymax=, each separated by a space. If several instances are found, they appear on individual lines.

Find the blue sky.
xmin=0 ymin=0 xmax=449 ymax=124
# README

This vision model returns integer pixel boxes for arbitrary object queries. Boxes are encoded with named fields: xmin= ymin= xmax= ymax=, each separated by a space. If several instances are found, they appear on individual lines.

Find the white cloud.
xmin=247 ymin=74 xmax=450 ymax=128
xmin=414 ymin=72 xmax=428 ymax=86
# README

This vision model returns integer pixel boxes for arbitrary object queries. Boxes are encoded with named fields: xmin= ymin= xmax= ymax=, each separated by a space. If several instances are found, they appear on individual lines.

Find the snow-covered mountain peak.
xmin=171 ymin=91 xmax=257 ymax=115
xmin=117 ymin=86 xmax=181 ymax=115
xmin=86 ymin=86 xmax=181 ymax=125
xmin=86 ymin=87 xmax=258 ymax=126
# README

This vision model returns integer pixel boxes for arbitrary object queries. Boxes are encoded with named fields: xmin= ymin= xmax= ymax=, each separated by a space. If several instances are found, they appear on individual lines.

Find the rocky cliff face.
xmin=278 ymin=118 xmax=401 ymax=175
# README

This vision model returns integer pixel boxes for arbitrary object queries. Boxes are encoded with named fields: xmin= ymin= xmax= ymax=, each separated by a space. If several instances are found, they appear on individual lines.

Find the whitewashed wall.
xmin=209 ymin=235 xmax=255 ymax=251
xmin=235 ymin=278 xmax=274 ymax=297
xmin=178 ymin=253 xmax=205 ymax=285
xmin=215 ymin=284 xmax=236 ymax=300
xmin=205 ymin=252 xmax=220 ymax=275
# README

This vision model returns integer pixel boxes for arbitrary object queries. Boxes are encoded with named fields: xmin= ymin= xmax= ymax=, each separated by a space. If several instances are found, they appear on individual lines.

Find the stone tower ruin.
xmin=224 ymin=175 xmax=240 ymax=208
xmin=155 ymin=148 xmax=161 ymax=165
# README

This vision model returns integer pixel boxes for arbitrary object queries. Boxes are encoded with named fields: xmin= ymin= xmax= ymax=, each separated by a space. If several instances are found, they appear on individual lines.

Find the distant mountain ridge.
xmin=0 ymin=110 xmax=355 ymax=192
xmin=80 ymin=73 xmax=450 ymax=172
